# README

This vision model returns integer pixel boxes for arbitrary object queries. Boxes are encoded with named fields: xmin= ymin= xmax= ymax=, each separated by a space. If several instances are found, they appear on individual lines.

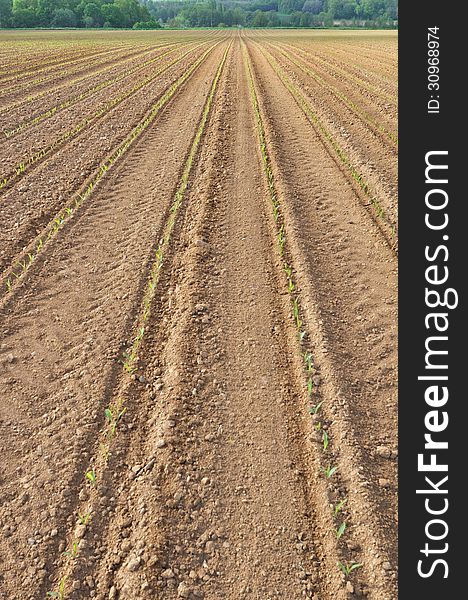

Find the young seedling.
xmin=77 ymin=511 xmax=92 ymax=526
xmin=85 ymin=469 xmax=96 ymax=486
xmin=105 ymin=406 xmax=126 ymax=438
xmin=6 ymin=279 xmax=12 ymax=292
xmin=321 ymin=465 xmax=338 ymax=479
xmin=322 ymin=429 xmax=329 ymax=451
xmin=293 ymin=297 xmax=302 ymax=329
xmin=309 ymin=401 xmax=323 ymax=415
xmin=334 ymin=498 xmax=348 ymax=516
xmin=338 ymin=561 xmax=363 ymax=577
xmin=46 ymin=576 xmax=66 ymax=599
xmin=304 ymin=351 xmax=313 ymax=372
xmin=63 ymin=539 xmax=79 ymax=559
xmin=336 ymin=521 xmax=347 ymax=539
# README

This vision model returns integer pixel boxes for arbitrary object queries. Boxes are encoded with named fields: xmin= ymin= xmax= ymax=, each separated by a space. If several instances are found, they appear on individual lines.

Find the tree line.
xmin=0 ymin=0 xmax=156 ymax=28
xmin=0 ymin=0 xmax=397 ymax=29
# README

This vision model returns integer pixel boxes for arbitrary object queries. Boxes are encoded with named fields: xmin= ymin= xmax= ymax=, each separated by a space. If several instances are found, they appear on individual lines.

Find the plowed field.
xmin=0 ymin=29 xmax=397 ymax=600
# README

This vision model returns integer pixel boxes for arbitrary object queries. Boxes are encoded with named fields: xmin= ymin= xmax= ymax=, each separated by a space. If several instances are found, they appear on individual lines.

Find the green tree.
xmin=360 ymin=0 xmax=385 ymax=19
xmin=114 ymin=0 xmax=149 ymax=27
xmin=83 ymin=2 xmax=103 ymax=26
xmin=252 ymin=9 xmax=268 ymax=26
xmin=101 ymin=2 xmax=125 ymax=26
xmin=0 ymin=0 xmax=13 ymax=26
xmin=37 ymin=0 xmax=67 ymax=24
xmin=278 ymin=0 xmax=303 ymax=14
xmin=232 ymin=7 xmax=245 ymax=25
xmin=268 ymin=10 xmax=279 ymax=26
xmin=12 ymin=6 xmax=36 ymax=25
xmin=52 ymin=7 xmax=78 ymax=26
xmin=302 ymin=0 xmax=324 ymax=14
xmin=318 ymin=9 xmax=333 ymax=25
xmin=329 ymin=0 xmax=357 ymax=19
xmin=384 ymin=0 xmax=397 ymax=19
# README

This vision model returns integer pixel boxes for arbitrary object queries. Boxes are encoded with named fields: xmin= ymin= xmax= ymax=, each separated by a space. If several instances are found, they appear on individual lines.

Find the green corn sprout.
xmin=321 ymin=465 xmax=338 ymax=479
xmin=338 ymin=561 xmax=363 ymax=577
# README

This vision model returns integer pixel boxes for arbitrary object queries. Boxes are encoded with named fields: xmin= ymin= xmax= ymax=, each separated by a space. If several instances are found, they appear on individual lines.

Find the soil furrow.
xmin=270 ymin=42 xmax=397 ymax=144
xmin=286 ymin=42 xmax=397 ymax=98
xmin=257 ymin=40 xmax=397 ymax=238
xmin=69 ymin=36 xmax=335 ymax=600
xmin=0 ymin=46 xmax=143 ymax=102
xmin=0 ymin=42 xmax=181 ymax=119
xmin=0 ymin=28 xmax=398 ymax=600
xmin=278 ymin=41 xmax=397 ymax=108
xmin=0 ymin=45 xmax=135 ymax=89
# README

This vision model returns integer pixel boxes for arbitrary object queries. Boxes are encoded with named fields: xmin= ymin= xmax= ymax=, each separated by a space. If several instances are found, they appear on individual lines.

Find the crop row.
xmin=286 ymin=42 xmax=397 ymax=105
xmin=0 ymin=41 xmax=212 ymax=196
xmin=270 ymin=43 xmax=398 ymax=147
xmin=3 ymin=42 xmax=185 ymax=140
xmin=243 ymin=39 xmax=363 ymax=590
xmin=0 ymin=47 xmax=109 ymax=79
xmin=0 ymin=44 xmax=153 ymax=100
xmin=308 ymin=42 xmax=397 ymax=79
xmin=0 ymin=44 xmax=128 ymax=86
xmin=257 ymin=43 xmax=397 ymax=243
xmin=0 ymin=42 xmax=178 ymax=117
xmin=0 ymin=40 xmax=134 ymax=77
xmin=45 ymin=42 xmax=230 ymax=600
xmin=1 ymin=42 xmax=220 ymax=295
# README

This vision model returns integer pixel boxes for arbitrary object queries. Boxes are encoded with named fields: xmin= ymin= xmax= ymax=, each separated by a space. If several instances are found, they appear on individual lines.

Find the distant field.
xmin=0 ymin=29 xmax=397 ymax=600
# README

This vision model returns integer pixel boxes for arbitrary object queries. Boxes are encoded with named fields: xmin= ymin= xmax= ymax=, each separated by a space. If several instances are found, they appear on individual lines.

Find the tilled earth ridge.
xmin=0 ymin=42 xmax=201 ymax=167
xmin=283 ymin=43 xmax=398 ymax=109
xmin=0 ymin=30 xmax=397 ymax=600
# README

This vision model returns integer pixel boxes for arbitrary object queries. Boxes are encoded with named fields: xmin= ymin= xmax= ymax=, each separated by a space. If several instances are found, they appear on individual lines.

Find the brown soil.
xmin=0 ymin=30 xmax=397 ymax=600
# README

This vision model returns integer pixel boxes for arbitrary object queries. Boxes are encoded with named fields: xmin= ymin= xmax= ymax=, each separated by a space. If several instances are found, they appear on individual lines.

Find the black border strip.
xmin=399 ymin=2 xmax=465 ymax=596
